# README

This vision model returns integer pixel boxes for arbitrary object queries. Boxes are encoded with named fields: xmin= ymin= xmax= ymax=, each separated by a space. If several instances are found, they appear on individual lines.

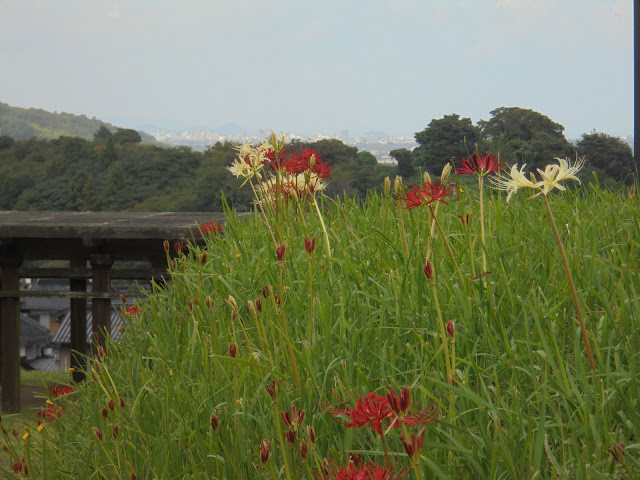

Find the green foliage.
xmin=0 ymin=102 xmax=156 ymax=143
xmin=112 ymin=128 xmax=142 ymax=144
xmin=577 ymin=131 xmax=635 ymax=185
xmin=478 ymin=107 xmax=574 ymax=170
xmin=2 ymin=185 xmax=638 ymax=479
xmin=390 ymin=147 xmax=416 ymax=179
xmin=414 ymin=114 xmax=480 ymax=174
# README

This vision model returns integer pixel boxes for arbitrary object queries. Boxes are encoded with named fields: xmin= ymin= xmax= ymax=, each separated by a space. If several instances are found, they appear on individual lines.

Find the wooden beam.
xmin=17 ymin=267 xmax=168 ymax=280
xmin=90 ymin=255 xmax=113 ymax=352
xmin=0 ymin=291 xmax=145 ymax=299
xmin=1 ymin=254 xmax=22 ymax=413
xmin=70 ymin=259 xmax=87 ymax=383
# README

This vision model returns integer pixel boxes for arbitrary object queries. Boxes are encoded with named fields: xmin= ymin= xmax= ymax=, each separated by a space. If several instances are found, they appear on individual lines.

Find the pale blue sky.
xmin=0 ymin=0 xmax=633 ymax=138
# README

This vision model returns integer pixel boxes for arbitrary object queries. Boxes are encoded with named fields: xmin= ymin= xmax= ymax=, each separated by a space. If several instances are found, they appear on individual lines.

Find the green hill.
xmin=0 ymin=102 xmax=156 ymax=143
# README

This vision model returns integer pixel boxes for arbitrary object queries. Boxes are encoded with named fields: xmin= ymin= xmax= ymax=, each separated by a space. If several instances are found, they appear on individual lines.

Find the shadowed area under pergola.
xmin=0 ymin=211 xmax=229 ymax=413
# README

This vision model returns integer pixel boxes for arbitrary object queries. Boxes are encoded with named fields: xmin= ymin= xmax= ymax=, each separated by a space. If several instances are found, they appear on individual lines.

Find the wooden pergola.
xmin=0 ymin=211 xmax=225 ymax=413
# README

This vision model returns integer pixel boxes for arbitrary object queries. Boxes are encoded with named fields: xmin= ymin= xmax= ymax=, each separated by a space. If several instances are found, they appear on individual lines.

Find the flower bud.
xmin=227 ymin=295 xmax=238 ymax=312
xmin=259 ymin=438 xmax=271 ymax=463
xmin=307 ymin=425 xmax=316 ymax=444
xmin=229 ymin=343 xmax=237 ymax=358
xmin=303 ymin=236 xmax=316 ymax=255
xmin=255 ymin=298 xmax=262 ymax=313
xmin=309 ymin=154 xmax=316 ymax=170
xmin=441 ymin=163 xmax=452 ymax=183
xmin=201 ymin=252 xmax=207 ymax=265
xmin=300 ymin=439 xmax=309 ymax=460
xmin=446 ymin=320 xmax=455 ymax=338
xmin=101 ymin=406 xmax=108 ymax=418
xmin=423 ymin=171 xmax=432 ymax=184
xmin=94 ymin=427 xmax=102 ymax=441
xmin=247 ymin=300 xmax=257 ymax=318
xmin=393 ymin=175 xmax=404 ymax=197
xmin=112 ymin=425 xmax=119 ymax=438
xmin=210 ymin=413 xmax=219 ymax=431
xmin=276 ymin=243 xmax=286 ymax=261
xmin=119 ymin=397 xmax=125 ymax=408
xmin=163 ymin=240 xmax=170 ymax=253
xmin=383 ymin=176 xmax=391 ymax=197
xmin=284 ymin=429 xmax=296 ymax=444
xmin=205 ymin=296 xmax=214 ymax=310
xmin=423 ymin=260 xmax=433 ymax=279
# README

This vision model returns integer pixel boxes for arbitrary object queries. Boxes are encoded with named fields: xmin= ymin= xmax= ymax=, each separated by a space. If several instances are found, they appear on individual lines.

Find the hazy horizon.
xmin=0 ymin=0 xmax=633 ymax=139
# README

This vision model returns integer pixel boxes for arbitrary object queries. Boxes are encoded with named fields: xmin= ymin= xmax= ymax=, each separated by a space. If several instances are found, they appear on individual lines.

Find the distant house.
xmin=20 ymin=278 xmax=148 ymax=371
xmin=20 ymin=314 xmax=53 ymax=370
xmin=52 ymin=308 xmax=126 ymax=371
xmin=21 ymin=279 xmax=70 ymax=335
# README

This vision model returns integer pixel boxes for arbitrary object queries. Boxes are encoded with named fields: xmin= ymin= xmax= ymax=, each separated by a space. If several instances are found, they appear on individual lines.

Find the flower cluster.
xmin=457 ymin=152 xmax=502 ymax=176
xmin=324 ymin=387 xmax=438 ymax=437
xmin=399 ymin=181 xmax=451 ymax=210
xmin=226 ymin=135 xmax=331 ymax=206
xmin=490 ymin=157 xmax=585 ymax=203
xmin=318 ymin=461 xmax=406 ymax=480
xmin=38 ymin=385 xmax=75 ymax=421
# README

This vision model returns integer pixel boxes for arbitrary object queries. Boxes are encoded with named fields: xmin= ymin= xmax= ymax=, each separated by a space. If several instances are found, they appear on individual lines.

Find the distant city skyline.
xmin=0 ymin=1 xmax=633 ymax=140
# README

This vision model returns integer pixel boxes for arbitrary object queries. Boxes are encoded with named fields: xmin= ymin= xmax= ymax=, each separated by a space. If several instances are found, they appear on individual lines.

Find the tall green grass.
xmin=2 ymin=184 xmax=638 ymax=479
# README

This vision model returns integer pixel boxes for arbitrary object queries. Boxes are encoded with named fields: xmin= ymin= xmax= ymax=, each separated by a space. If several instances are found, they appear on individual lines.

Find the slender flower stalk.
xmin=543 ymin=195 xmax=596 ymax=370
xmin=490 ymin=157 xmax=596 ymax=370
xmin=457 ymin=152 xmax=502 ymax=276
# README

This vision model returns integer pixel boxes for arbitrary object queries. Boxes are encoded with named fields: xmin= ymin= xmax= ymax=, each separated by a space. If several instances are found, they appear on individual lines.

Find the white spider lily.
xmin=490 ymin=157 xmax=585 ymax=202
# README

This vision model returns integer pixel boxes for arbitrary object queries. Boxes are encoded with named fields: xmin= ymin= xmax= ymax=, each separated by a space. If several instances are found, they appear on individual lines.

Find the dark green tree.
xmin=67 ymin=170 xmax=99 ymax=211
xmin=93 ymin=126 xmax=112 ymax=142
xmin=0 ymin=135 xmax=14 ymax=150
xmin=390 ymin=148 xmax=416 ymax=178
xmin=103 ymin=136 xmax=117 ymax=163
xmin=577 ymin=132 xmax=635 ymax=185
xmin=112 ymin=128 xmax=142 ymax=144
xmin=356 ymin=151 xmax=378 ymax=166
xmin=414 ymin=114 xmax=479 ymax=173
xmin=478 ymin=107 xmax=574 ymax=170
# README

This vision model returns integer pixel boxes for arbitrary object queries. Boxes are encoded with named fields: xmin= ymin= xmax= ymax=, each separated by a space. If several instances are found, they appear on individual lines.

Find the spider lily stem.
xmin=543 ymin=195 xmax=596 ymax=370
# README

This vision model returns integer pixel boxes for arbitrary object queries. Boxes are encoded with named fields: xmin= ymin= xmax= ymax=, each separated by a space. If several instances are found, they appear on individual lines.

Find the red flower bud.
xmin=284 ymin=429 xmax=296 ymax=444
xmin=229 ymin=343 xmax=237 ymax=358
xmin=205 ymin=296 xmax=214 ymax=310
xmin=255 ymin=298 xmax=262 ymax=313
xmin=259 ymin=438 xmax=271 ymax=463
xmin=423 ymin=260 xmax=433 ymax=279
xmin=108 ymin=399 xmax=115 ymax=411
xmin=112 ymin=425 xmax=119 ymax=438
xmin=276 ymin=243 xmax=286 ymax=261
xmin=307 ymin=425 xmax=316 ymax=444
xmin=119 ymin=397 xmax=125 ymax=408
xmin=163 ymin=240 xmax=170 ymax=253
xmin=97 ymin=346 xmax=106 ymax=358
xmin=300 ymin=439 xmax=309 ymax=460
xmin=101 ymin=406 xmax=108 ymax=418
xmin=210 ymin=413 xmax=219 ymax=431
xmin=446 ymin=320 xmax=455 ymax=338
xmin=303 ymin=236 xmax=316 ymax=255
xmin=94 ymin=427 xmax=102 ymax=441
xmin=173 ymin=242 xmax=184 ymax=254
xmin=201 ymin=252 xmax=207 ymax=264
xmin=266 ymin=380 xmax=278 ymax=400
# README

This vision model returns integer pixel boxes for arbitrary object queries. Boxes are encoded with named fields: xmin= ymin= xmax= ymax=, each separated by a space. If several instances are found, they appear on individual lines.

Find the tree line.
xmin=391 ymin=106 xmax=636 ymax=187
xmin=0 ymin=129 xmax=391 ymax=212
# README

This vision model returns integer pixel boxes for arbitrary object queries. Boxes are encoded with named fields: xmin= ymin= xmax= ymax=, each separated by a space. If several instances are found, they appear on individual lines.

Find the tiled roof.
xmin=20 ymin=314 xmax=52 ymax=345
xmin=22 ymin=279 xmax=71 ymax=313
xmin=51 ymin=309 xmax=125 ymax=344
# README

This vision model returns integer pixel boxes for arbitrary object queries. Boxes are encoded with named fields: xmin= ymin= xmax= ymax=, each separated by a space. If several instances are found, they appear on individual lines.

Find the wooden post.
xmin=90 ymin=254 xmax=113 ymax=353
xmin=70 ymin=258 xmax=87 ymax=382
xmin=0 ymin=251 xmax=23 ymax=413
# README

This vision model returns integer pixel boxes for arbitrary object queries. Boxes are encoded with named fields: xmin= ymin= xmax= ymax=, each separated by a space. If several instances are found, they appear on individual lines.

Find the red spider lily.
xmin=282 ymin=148 xmax=331 ymax=179
xmin=281 ymin=405 xmax=305 ymax=429
xmin=50 ymin=385 xmax=75 ymax=397
xmin=125 ymin=305 xmax=139 ymax=316
xmin=324 ymin=392 xmax=392 ymax=436
xmin=173 ymin=242 xmax=185 ymax=254
xmin=320 ymin=461 xmax=406 ymax=480
xmin=400 ymin=182 xmax=451 ymax=210
xmin=456 ymin=152 xmax=502 ymax=176
xmin=200 ymin=220 xmax=223 ymax=235
xmin=386 ymin=386 xmax=411 ymax=418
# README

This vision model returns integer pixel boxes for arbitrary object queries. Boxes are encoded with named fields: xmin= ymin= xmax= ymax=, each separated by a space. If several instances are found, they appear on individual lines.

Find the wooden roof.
xmin=0 ymin=211 xmax=226 ymax=240
xmin=0 ymin=211 xmax=230 ymax=261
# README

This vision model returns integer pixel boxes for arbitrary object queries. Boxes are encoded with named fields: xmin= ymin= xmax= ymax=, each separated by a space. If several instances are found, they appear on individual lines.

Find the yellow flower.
xmin=23 ymin=432 xmax=29 ymax=440
xmin=37 ymin=424 xmax=44 ymax=432
xmin=67 ymin=367 xmax=76 ymax=372
xmin=490 ymin=157 xmax=585 ymax=203
xmin=235 ymin=253 xmax=242 ymax=259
